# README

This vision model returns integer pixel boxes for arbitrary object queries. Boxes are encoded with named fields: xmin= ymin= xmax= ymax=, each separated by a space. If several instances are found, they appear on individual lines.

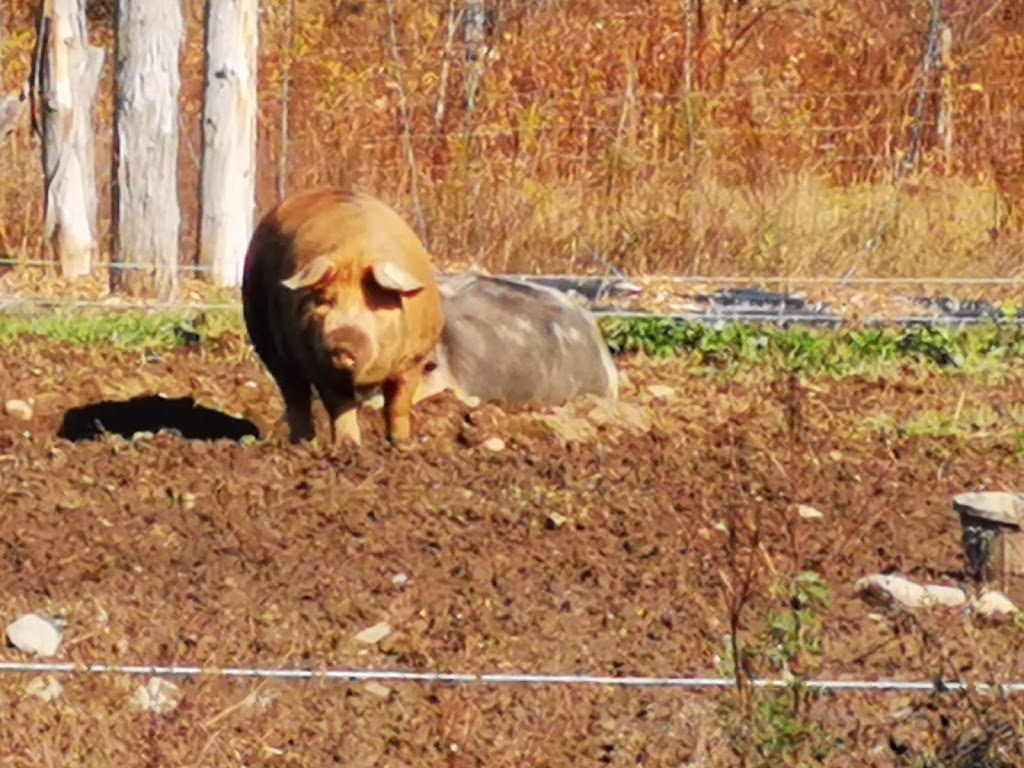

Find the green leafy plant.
xmin=598 ymin=317 xmax=1024 ymax=378
xmin=718 ymin=570 xmax=833 ymax=766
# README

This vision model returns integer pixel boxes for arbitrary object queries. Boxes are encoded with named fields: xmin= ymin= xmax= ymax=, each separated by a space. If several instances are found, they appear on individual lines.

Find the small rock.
xmin=3 ymin=399 xmax=33 ymax=421
xmin=971 ymin=590 xmax=1020 ymax=622
xmin=645 ymin=384 xmax=677 ymax=401
xmin=354 ymin=621 xmax=393 ymax=646
xmin=391 ymin=573 xmax=409 ymax=588
xmin=25 ymin=676 xmax=63 ymax=702
xmin=363 ymin=682 xmax=392 ymax=699
xmin=545 ymin=512 xmax=568 ymax=529
xmin=242 ymin=691 xmax=275 ymax=714
xmin=855 ymin=574 xmax=967 ymax=610
xmin=796 ymin=504 xmax=824 ymax=520
xmin=133 ymin=677 xmax=182 ymax=715
xmin=585 ymin=399 xmax=653 ymax=433
xmin=481 ymin=436 xmax=505 ymax=452
xmin=460 ymin=394 xmax=482 ymax=408
xmin=6 ymin=613 xmax=64 ymax=657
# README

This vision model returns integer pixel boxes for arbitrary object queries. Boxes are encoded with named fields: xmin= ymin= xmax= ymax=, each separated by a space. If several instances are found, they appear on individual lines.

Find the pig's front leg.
xmin=320 ymin=390 xmax=362 ymax=446
xmin=382 ymin=365 xmax=424 ymax=446
xmin=277 ymin=374 xmax=315 ymax=443
xmin=331 ymin=408 xmax=362 ymax=446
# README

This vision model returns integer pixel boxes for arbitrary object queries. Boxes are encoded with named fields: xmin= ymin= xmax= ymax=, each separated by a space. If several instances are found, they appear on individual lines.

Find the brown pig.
xmin=241 ymin=186 xmax=444 ymax=446
xmin=410 ymin=271 xmax=619 ymax=407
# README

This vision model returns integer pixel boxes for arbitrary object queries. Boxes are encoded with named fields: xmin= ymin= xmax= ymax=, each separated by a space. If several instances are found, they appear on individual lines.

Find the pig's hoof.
xmin=388 ymin=437 xmax=417 ymax=453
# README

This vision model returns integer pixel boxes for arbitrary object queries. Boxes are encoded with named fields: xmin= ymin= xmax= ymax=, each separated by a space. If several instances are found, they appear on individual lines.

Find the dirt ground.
xmin=2 ymin=333 xmax=1024 ymax=766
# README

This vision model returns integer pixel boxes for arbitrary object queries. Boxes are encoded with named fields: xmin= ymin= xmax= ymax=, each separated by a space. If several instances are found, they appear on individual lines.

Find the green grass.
xmin=3 ymin=309 xmax=1024 ymax=381
xmin=0 ymin=309 xmax=245 ymax=350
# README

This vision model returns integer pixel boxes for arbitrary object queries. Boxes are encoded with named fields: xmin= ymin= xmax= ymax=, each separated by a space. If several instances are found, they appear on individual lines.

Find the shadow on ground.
xmin=57 ymin=395 xmax=260 ymax=443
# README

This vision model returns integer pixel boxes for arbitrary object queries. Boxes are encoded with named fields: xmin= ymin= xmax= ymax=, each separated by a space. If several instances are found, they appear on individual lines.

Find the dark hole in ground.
xmin=57 ymin=395 xmax=260 ymax=443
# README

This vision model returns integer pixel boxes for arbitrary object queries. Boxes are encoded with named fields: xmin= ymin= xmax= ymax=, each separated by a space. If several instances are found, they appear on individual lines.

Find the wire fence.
xmin=1 ymin=0 xmax=1022 ymax=303
xmin=2 ymin=660 xmax=1023 ymax=696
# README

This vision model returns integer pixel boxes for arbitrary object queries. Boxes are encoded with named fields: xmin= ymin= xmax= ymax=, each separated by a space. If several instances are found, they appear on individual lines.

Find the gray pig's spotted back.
xmin=437 ymin=274 xmax=618 ymax=404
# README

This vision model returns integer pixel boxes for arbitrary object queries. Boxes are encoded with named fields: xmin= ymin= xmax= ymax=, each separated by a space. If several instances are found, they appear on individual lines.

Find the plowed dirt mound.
xmin=1 ymin=336 xmax=1023 ymax=765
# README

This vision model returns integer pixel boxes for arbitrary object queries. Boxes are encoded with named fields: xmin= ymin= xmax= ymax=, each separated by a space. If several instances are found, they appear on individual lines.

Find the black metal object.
xmin=692 ymin=287 xmax=843 ymax=326
xmin=695 ymin=287 xmax=813 ymax=312
xmin=912 ymin=295 xmax=1005 ymax=320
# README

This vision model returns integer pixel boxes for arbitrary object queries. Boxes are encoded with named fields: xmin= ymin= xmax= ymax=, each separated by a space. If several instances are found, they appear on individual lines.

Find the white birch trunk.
xmin=464 ymin=0 xmax=486 ymax=114
xmin=198 ymin=0 xmax=259 ymax=288
xmin=938 ymin=24 xmax=954 ymax=168
xmin=36 ymin=0 xmax=104 ymax=278
xmin=111 ymin=0 xmax=184 ymax=299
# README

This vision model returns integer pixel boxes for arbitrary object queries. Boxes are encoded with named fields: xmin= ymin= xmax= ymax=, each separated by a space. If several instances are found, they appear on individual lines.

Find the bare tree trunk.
xmin=938 ymin=24 xmax=954 ymax=170
xmin=198 ymin=0 xmax=258 ymax=288
xmin=464 ymin=0 xmax=486 ymax=114
xmin=32 ymin=0 xmax=104 ymax=278
xmin=111 ymin=0 xmax=184 ymax=299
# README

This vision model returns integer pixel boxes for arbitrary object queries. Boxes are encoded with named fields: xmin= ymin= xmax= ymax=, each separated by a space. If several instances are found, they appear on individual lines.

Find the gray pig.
xmin=412 ymin=272 xmax=620 ymax=406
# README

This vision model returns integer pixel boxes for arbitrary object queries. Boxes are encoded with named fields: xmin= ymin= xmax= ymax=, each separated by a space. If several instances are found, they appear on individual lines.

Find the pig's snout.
xmin=325 ymin=325 xmax=374 ymax=372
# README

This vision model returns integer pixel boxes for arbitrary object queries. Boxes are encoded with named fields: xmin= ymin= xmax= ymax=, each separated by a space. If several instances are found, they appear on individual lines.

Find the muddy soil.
xmin=1 ymin=334 xmax=1024 ymax=766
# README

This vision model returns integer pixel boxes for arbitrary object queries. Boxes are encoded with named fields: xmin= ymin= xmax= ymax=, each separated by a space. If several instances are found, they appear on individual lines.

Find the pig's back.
xmin=278 ymin=188 xmax=438 ymax=289
xmin=438 ymin=274 xmax=618 ymax=404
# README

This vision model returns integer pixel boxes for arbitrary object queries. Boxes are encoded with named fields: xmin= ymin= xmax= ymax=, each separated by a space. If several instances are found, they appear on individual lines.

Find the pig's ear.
xmin=370 ymin=260 xmax=426 ymax=294
xmin=281 ymin=256 xmax=335 ymax=291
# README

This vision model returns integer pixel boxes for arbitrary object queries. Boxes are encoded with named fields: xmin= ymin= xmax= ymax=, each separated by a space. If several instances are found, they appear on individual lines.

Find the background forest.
xmin=1 ymin=0 xmax=1022 ymax=282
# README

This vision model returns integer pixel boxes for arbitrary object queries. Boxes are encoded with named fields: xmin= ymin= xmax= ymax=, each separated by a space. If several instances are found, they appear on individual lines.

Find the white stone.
xmin=354 ymin=621 xmax=393 ymax=645
xmin=133 ymin=677 xmax=182 ymax=715
xmin=855 ymin=574 xmax=966 ymax=610
xmin=242 ymin=691 xmax=275 ymax=714
xmin=972 ymin=590 xmax=1020 ymax=622
xmin=6 ymin=613 xmax=63 ymax=657
xmin=391 ymin=573 xmax=409 ymax=587
xmin=363 ymin=682 xmax=391 ymax=699
xmin=645 ymin=384 xmax=677 ymax=401
xmin=796 ymin=504 xmax=824 ymax=520
xmin=481 ymin=436 xmax=506 ymax=452
xmin=3 ymin=399 xmax=33 ymax=421
xmin=25 ymin=676 xmax=63 ymax=702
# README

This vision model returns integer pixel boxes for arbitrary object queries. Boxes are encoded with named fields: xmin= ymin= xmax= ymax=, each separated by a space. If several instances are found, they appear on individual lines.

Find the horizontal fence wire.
xmin=1 ymin=662 xmax=1023 ymax=695
xmin=5 ymin=260 xmax=1024 ymax=285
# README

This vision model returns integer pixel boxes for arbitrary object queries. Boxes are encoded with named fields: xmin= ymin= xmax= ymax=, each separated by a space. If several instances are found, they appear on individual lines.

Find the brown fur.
xmin=242 ymin=186 xmax=444 ymax=446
